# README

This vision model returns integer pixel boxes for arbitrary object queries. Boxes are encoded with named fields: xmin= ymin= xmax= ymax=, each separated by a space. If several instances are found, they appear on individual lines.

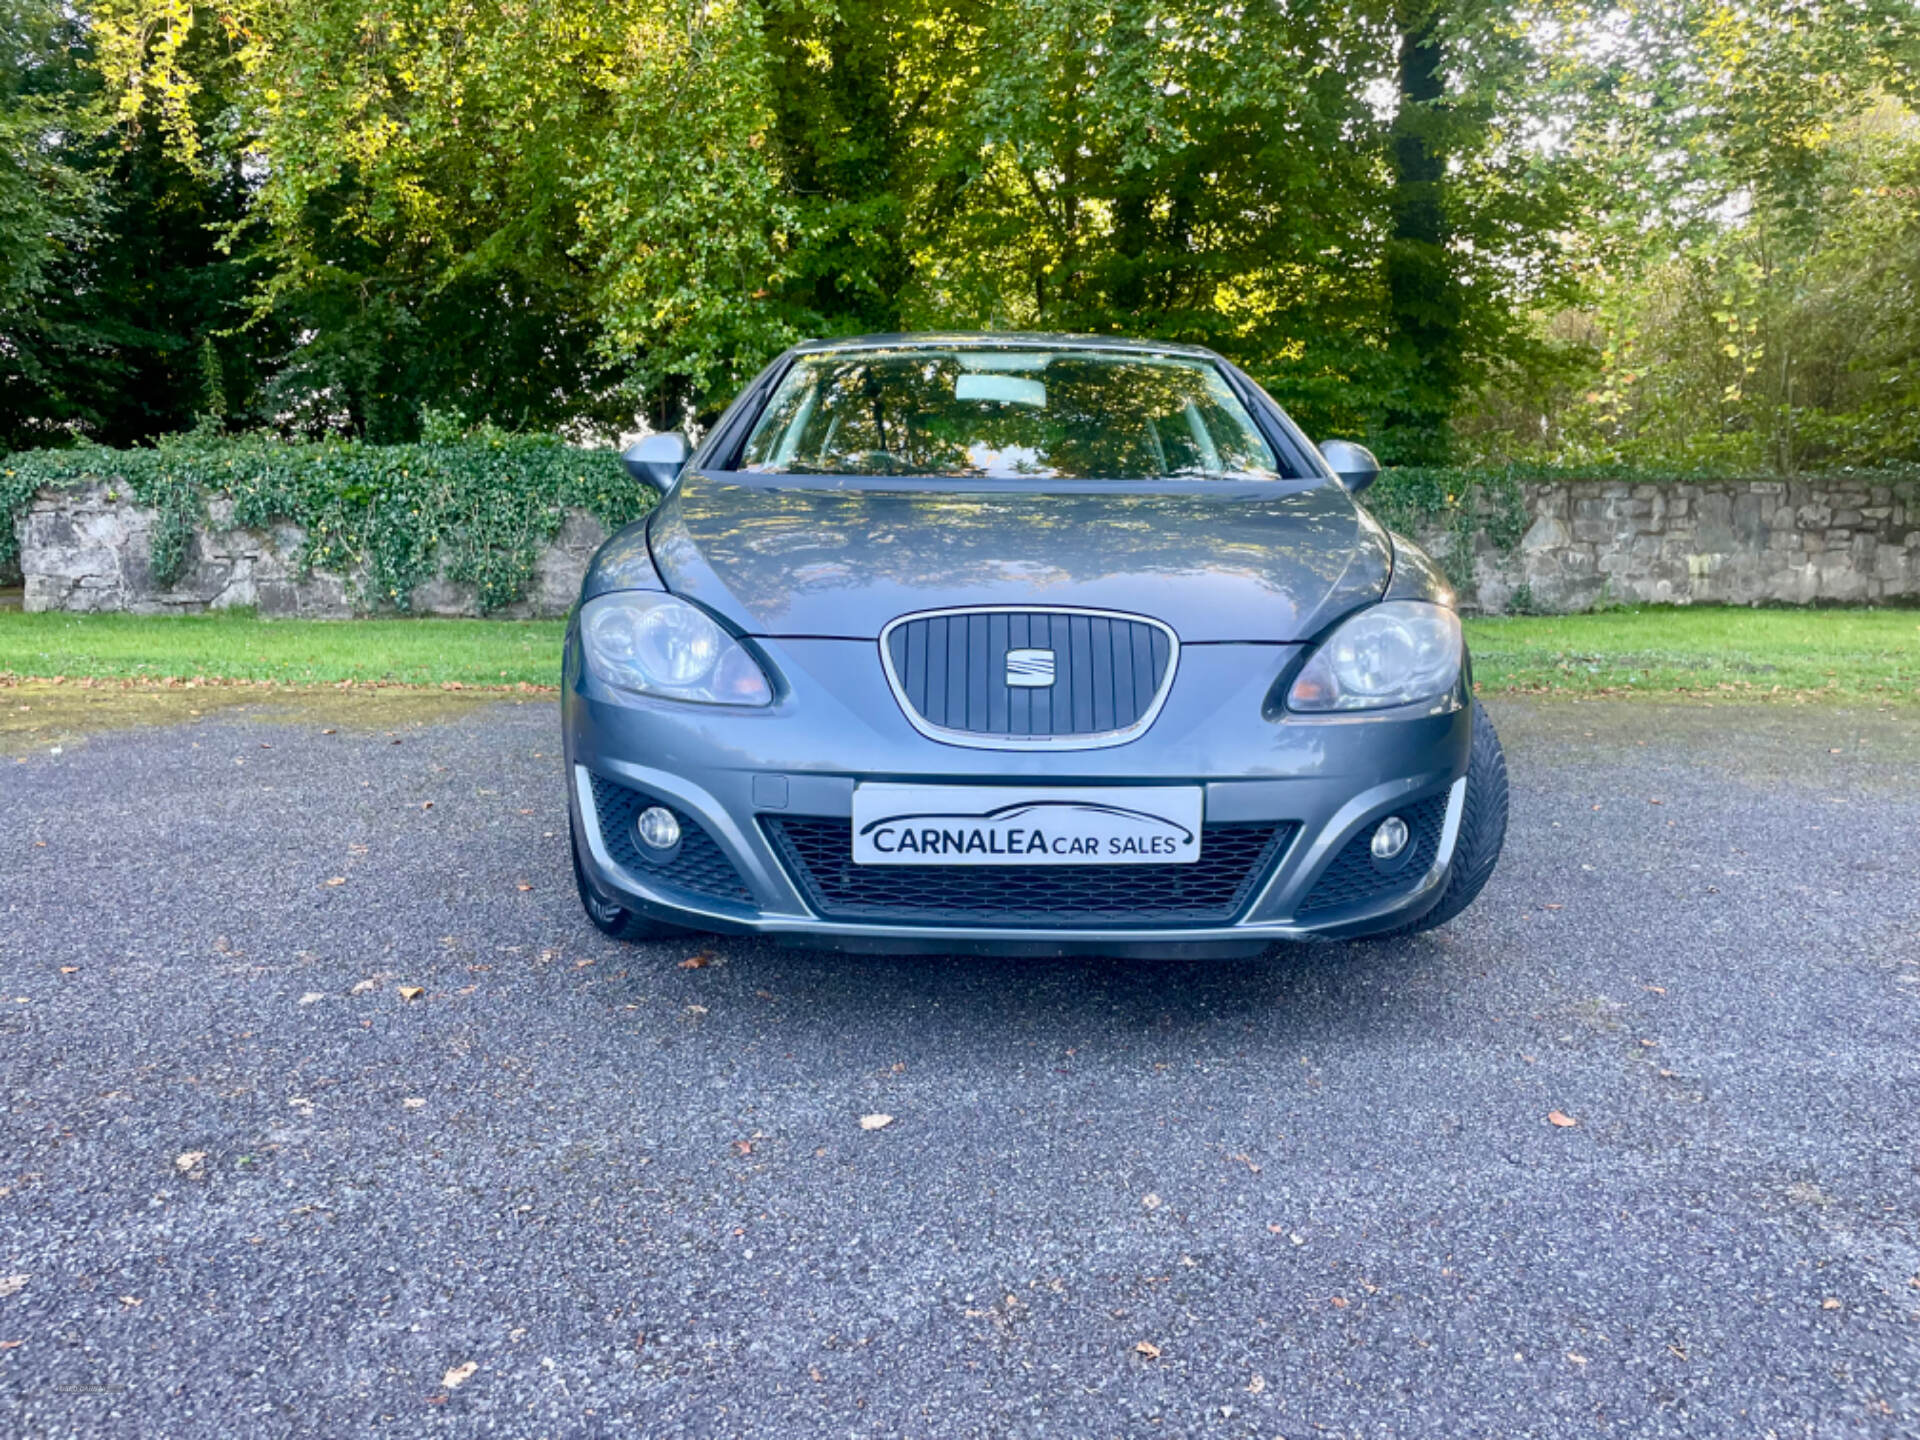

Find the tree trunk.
xmin=1381 ymin=1 xmax=1463 ymax=464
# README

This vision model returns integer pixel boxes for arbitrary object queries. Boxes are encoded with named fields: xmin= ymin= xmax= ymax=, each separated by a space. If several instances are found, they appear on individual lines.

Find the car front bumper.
xmin=562 ymin=634 xmax=1474 ymax=955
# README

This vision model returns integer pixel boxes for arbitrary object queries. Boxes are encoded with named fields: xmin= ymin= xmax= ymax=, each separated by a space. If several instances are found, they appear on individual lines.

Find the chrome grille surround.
xmin=878 ymin=605 xmax=1180 ymax=751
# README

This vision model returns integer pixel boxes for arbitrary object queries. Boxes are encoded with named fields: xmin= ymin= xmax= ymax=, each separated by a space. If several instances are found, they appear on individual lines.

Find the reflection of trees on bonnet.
xmin=739 ymin=352 xmax=1281 ymax=481
xmin=653 ymin=473 xmax=1379 ymax=637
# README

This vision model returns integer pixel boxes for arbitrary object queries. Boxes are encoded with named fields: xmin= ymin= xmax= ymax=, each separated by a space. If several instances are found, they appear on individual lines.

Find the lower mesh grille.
xmin=764 ymin=817 xmax=1295 ymax=927
xmin=1295 ymin=791 xmax=1452 ymax=916
xmin=588 ymin=773 xmax=753 ymax=905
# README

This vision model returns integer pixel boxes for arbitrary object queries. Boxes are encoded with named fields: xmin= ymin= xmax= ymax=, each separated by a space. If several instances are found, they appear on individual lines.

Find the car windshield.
xmin=737 ymin=348 xmax=1281 ymax=482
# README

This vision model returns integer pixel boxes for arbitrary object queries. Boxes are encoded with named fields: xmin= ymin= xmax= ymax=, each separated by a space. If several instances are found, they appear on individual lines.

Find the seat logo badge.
xmin=1005 ymin=648 xmax=1055 ymax=687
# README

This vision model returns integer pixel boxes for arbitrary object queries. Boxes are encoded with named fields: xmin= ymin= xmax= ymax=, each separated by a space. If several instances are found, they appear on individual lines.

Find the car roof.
xmin=788 ymin=331 xmax=1225 ymax=361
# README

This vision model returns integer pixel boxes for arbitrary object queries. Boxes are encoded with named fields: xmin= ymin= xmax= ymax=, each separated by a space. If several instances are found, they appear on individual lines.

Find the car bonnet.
xmin=641 ymin=473 xmax=1390 ymax=644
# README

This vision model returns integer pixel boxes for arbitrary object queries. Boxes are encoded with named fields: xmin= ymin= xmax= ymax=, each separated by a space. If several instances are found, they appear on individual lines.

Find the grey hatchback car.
xmin=562 ymin=333 xmax=1507 ymax=958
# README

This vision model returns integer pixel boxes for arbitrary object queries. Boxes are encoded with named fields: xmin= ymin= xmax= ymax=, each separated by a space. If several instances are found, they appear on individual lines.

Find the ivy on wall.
xmin=7 ymin=443 xmax=1917 ymax=611
xmin=1 ymin=434 xmax=655 ymax=612
xmin=1366 ymin=468 xmax=1531 ymax=589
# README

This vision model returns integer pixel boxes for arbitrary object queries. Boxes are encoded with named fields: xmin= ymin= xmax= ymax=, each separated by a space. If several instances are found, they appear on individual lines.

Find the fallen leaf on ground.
xmin=403 ymin=1098 xmax=426 ymax=1109
xmin=1247 ymin=1375 xmax=1265 ymax=1394
xmin=1643 ymin=985 xmax=1667 ymax=995
xmin=299 ymin=993 xmax=324 ymax=1005
xmin=678 ymin=953 xmax=713 ymax=970
xmin=0 ymin=1276 xmax=27 ymax=1298
xmin=59 ymin=966 xmax=77 ymax=975
xmin=397 ymin=986 xmax=425 ymax=1001
xmin=1543 ymin=903 xmax=1563 ymax=911
xmin=1821 ymin=1297 xmax=1842 ymax=1310
xmin=1329 ymin=1296 xmax=1349 ymax=1308
xmin=1547 ymin=1110 xmax=1579 ymax=1128
xmin=859 ymin=1113 xmax=894 ymax=1131
xmin=118 ymin=1296 xmax=140 ymax=1307
xmin=443 ymin=1361 xmax=477 ymax=1389
xmin=324 ymin=877 xmax=346 ymax=887
xmin=175 ymin=1151 xmax=207 ymax=1172
xmin=733 ymin=1141 xmax=753 ymax=1156
xmin=350 ymin=978 xmax=379 ymax=995
xmin=0 ymin=1340 xmax=21 ymax=1349
xmin=1135 ymin=1341 xmax=1161 ymax=1360
xmin=1567 ymin=1352 xmax=1587 ymax=1365
xmin=1141 ymin=1193 xmax=1162 ymax=1210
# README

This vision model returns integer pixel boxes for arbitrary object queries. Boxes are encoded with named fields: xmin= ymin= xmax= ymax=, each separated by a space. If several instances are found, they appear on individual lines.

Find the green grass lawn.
xmin=1465 ymin=606 xmax=1919 ymax=701
xmin=0 ymin=611 xmax=567 ymax=687
xmin=0 ymin=605 xmax=1914 ymax=700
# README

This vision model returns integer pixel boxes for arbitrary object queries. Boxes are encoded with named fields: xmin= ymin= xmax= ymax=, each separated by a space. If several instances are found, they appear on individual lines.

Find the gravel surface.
xmin=2 ymin=696 xmax=1917 ymax=1438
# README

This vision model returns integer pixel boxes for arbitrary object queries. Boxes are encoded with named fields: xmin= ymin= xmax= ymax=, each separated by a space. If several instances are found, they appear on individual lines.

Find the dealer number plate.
xmin=850 ymin=784 xmax=1203 ymax=866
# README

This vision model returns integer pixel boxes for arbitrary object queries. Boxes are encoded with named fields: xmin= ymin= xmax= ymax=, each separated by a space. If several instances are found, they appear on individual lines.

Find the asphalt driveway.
xmin=2 ymin=694 xmax=1917 ymax=1438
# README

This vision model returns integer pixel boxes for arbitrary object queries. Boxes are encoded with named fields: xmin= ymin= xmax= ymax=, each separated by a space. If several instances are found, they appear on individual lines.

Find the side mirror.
xmin=621 ymin=431 xmax=691 ymax=493
xmin=1319 ymin=439 xmax=1381 ymax=494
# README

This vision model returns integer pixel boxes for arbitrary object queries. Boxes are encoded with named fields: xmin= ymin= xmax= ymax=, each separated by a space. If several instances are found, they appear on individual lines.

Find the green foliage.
xmin=0 ymin=0 xmax=105 ymax=445
xmin=1366 ymin=466 xmax=1532 ymax=587
xmin=0 ymin=3 xmax=292 ymax=451
xmin=69 ymin=0 xmax=1598 ymax=448
xmin=2 ymin=435 xmax=654 ymax=611
xmin=1467 ymin=2 xmax=1920 ymax=471
xmin=16 ymin=0 xmax=1916 ymax=470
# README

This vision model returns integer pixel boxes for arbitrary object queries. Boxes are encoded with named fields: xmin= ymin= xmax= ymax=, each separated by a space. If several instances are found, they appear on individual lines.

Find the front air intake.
xmin=880 ymin=607 xmax=1177 ymax=750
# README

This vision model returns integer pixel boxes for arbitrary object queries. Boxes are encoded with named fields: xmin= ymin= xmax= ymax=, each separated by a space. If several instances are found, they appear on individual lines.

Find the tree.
xmin=0 ymin=0 xmax=103 ymax=449
xmin=1465 ymin=0 xmax=1920 ymax=468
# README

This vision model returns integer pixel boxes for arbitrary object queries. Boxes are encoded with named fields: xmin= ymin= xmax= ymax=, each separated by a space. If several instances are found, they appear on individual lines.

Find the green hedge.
xmin=1 ymin=434 xmax=654 ymax=613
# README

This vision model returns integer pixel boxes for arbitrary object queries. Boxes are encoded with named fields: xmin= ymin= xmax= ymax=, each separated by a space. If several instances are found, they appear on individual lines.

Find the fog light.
xmin=636 ymin=806 xmax=682 ymax=851
xmin=1371 ymin=816 xmax=1409 ymax=861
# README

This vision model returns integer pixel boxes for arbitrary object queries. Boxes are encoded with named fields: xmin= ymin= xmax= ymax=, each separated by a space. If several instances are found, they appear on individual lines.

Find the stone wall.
xmin=1416 ymin=477 xmax=1919 ymax=612
xmin=17 ymin=482 xmax=608 ymax=618
xmin=13 ymin=474 xmax=1920 ymax=617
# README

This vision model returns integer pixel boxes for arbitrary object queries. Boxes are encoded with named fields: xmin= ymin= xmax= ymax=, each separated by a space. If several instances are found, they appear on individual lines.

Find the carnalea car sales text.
xmin=866 ymin=824 xmax=1181 ymax=858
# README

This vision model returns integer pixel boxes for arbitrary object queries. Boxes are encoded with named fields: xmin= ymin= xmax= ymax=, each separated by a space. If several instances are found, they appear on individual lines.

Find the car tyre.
xmin=570 ymin=815 xmax=682 ymax=944
xmin=1378 ymin=702 xmax=1508 ymax=937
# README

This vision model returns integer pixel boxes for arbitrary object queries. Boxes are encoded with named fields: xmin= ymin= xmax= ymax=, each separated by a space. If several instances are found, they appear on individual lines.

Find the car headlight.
xmin=579 ymin=592 xmax=773 ymax=706
xmin=1287 ymin=601 xmax=1463 ymax=712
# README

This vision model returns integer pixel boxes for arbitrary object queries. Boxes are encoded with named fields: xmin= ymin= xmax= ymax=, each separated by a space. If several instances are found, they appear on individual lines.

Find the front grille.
xmin=764 ymin=817 xmax=1295 ymax=928
xmin=1295 ymin=792 xmax=1452 ymax=916
xmin=588 ymin=773 xmax=753 ymax=905
xmin=883 ymin=609 xmax=1175 ymax=744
